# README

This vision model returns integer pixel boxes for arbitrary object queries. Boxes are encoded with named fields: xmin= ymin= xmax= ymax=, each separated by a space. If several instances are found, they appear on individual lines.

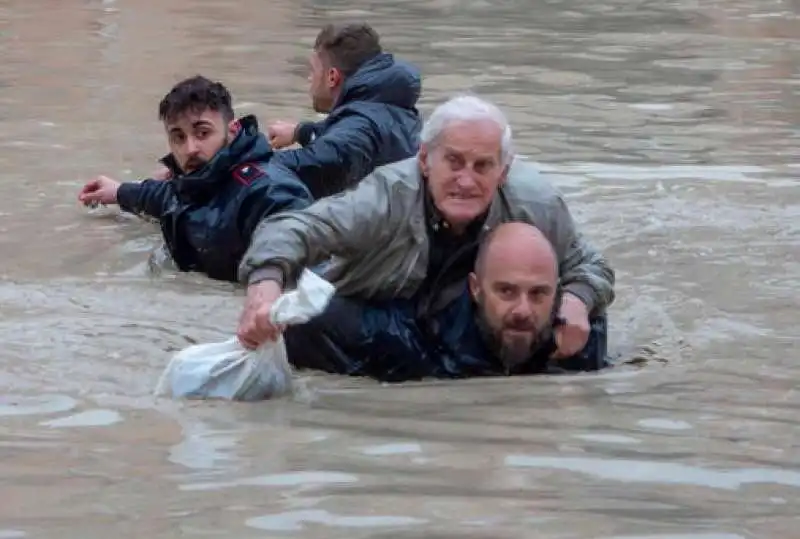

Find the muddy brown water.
xmin=1 ymin=0 xmax=799 ymax=537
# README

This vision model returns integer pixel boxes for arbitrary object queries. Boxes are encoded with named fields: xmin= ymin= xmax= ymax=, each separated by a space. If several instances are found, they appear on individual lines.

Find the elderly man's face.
xmin=469 ymin=250 xmax=559 ymax=369
xmin=419 ymin=120 xmax=507 ymax=231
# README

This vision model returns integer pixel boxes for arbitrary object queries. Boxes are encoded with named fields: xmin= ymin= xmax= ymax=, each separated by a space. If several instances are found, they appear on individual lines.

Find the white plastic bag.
xmin=154 ymin=269 xmax=336 ymax=401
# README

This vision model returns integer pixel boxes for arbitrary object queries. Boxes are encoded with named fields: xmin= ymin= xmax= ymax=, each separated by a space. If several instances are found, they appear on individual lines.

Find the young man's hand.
xmin=78 ymin=175 xmax=120 ymax=206
xmin=267 ymin=121 xmax=298 ymax=149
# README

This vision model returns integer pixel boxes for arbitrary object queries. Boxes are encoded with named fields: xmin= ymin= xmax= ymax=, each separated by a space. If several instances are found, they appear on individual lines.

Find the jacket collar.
xmin=157 ymin=115 xmax=272 ymax=203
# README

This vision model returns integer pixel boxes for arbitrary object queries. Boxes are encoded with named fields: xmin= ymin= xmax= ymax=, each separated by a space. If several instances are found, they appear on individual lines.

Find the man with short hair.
xmin=77 ymin=75 xmax=312 ymax=282
xmin=268 ymin=22 xmax=422 ymax=199
xmin=236 ymin=95 xmax=615 ymax=379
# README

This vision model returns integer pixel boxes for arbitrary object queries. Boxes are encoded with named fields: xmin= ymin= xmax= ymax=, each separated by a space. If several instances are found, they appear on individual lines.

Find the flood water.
xmin=1 ymin=0 xmax=799 ymax=537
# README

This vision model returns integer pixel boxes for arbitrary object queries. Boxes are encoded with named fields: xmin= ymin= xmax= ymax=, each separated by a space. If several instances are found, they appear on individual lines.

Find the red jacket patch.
xmin=231 ymin=162 xmax=266 ymax=186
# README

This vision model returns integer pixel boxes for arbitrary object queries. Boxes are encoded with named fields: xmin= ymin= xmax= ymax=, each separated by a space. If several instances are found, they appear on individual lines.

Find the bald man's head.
xmin=474 ymin=222 xmax=559 ymax=281
xmin=469 ymin=222 xmax=560 ymax=369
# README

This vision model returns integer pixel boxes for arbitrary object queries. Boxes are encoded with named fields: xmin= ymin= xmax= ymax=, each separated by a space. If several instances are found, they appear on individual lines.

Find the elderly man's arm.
xmin=552 ymin=195 xmax=615 ymax=315
xmin=237 ymin=171 xmax=391 ymax=288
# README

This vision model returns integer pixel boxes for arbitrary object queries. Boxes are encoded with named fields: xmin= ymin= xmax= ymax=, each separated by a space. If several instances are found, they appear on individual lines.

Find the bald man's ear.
xmin=468 ymin=272 xmax=480 ymax=301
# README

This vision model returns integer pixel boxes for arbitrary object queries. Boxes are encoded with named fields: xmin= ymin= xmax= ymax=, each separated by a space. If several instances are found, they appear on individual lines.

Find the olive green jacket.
xmin=239 ymin=156 xmax=615 ymax=314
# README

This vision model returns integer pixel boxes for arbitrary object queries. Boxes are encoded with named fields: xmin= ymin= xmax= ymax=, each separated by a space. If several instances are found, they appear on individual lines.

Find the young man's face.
xmin=164 ymin=108 xmax=236 ymax=174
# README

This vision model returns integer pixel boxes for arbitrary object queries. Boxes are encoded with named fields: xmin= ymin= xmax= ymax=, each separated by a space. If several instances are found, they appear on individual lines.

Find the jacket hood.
xmin=335 ymin=53 xmax=421 ymax=110
xmin=161 ymin=114 xmax=273 ymax=203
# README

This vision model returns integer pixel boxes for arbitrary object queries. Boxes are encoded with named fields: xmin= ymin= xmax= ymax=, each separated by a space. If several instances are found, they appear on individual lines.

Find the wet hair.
xmin=421 ymin=94 xmax=514 ymax=165
xmin=314 ymin=23 xmax=382 ymax=77
xmin=158 ymin=75 xmax=234 ymax=124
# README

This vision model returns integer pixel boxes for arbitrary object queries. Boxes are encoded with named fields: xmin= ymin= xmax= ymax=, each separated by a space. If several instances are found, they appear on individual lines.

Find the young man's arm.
xmin=116 ymin=179 xmax=175 ymax=219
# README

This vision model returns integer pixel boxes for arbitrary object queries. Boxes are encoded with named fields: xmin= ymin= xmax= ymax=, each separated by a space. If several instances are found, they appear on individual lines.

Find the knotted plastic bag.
xmin=154 ymin=269 xmax=336 ymax=401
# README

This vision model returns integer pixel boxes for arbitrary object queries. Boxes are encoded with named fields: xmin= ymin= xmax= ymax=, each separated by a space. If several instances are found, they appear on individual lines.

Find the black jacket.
xmin=284 ymin=284 xmax=609 ymax=383
xmin=274 ymin=53 xmax=422 ymax=199
xmin=116 ymin=115 xmax=312 ymax=282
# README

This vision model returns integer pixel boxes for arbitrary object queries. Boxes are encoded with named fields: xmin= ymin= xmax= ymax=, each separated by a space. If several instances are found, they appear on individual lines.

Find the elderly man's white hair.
xmin=420 ymin=95 xmax=515 ymax=165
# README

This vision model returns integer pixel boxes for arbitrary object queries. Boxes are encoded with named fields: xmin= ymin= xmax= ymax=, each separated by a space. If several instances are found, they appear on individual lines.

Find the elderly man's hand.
xmin=551 ymin=292 xmax=591 ymax=359
xmin=237 ymin=280 xmax=286 ymax=349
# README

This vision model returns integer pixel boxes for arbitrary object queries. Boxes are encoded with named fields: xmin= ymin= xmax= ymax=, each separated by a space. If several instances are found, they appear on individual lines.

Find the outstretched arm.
xmin=116 ymin=179 xmax=175 ymax=219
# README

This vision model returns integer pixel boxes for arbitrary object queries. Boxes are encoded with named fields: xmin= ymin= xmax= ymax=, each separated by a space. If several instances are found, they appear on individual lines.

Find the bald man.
xmin=281 ymin=221 xmax=609 ymax=381
xmin=468 ymin=222 xmax=562 ymax=372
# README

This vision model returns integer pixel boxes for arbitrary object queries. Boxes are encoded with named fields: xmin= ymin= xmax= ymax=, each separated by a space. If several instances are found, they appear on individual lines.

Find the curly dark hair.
xmin=314 ymin=23 xmax=382 ymax=77
xmin=158 ymin=75 xmax=234 ymax=123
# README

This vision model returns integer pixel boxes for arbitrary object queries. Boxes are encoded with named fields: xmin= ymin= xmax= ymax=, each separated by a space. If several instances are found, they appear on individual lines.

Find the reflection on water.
xmin=0 ymin=395 xmax=78 ymax=417
xmin=181 ymin=471 xmax=359 ymax=492
xmin=505 ymin=455 xmax=800 ymax=490
xmin=40 ymin=409 xmax=123 ymax=428
xmin=246 ymin=510 xmax=429 ymax=532
xmin=1 ymin=0 xmax=799 ymax=536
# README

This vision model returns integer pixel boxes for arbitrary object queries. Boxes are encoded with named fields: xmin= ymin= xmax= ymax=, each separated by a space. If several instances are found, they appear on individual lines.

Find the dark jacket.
xmin=116 ymin=115 xmax=312 ymax=282
xmin=283 ymin=285 xmax=609 ymax=383
xmin=274 ymin=52 xmax=422 ymax=199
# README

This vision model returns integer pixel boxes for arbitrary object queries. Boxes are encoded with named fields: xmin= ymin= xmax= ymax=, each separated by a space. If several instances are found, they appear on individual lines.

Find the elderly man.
xmin=278 ymin=222 xmax=608 ymax=381
xmin=236 ymin=95 xmax=615 ymax=376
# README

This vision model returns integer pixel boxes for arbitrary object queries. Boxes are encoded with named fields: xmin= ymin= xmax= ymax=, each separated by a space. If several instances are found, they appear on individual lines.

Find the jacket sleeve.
xmin=551 ymin=195 xmax=616 ymax=315
xmin=294 ymin=120 xmax=326 ymax=147
xmin=237 ymin=170 xmax=314 ymax=248
xmin=273 ymin=113 xmax=379 ymax=195
xmin=116 ymin=179 xmax=173 ymax=219
xmin=237 ymin=169 xmax=392 ymax=287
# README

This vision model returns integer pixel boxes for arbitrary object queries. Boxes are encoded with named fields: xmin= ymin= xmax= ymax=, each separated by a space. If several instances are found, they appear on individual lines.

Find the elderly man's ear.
xmin=418 ymin=145 xmax=430 ymax=176
xmin=498 ymin=163 xmax=510 ymax=186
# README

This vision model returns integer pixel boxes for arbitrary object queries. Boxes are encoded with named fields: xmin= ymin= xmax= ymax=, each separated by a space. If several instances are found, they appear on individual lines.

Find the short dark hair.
xmin=314 ymin=23 xmax=382 ymax=77
xmin=158 ymin=75 xmax=234 ymax=124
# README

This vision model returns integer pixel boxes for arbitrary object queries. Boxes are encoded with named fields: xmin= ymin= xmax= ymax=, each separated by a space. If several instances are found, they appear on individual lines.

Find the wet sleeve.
xmin=238 ymin=170 xmax=392 ymax=287
xmin=273 ymin=113 xmax=379 ymax=195
xmin=553 ymin=195 xmax=616 ymax=315
xmin=116 ymin=179 xmax=173 ymax=219
xmin=294 ymin=120 xmax=326 ymax=147
xmin=237 ymin=176 xmax=314 ymax=250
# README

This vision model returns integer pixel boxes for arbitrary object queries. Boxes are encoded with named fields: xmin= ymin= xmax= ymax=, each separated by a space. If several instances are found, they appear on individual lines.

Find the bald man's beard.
xmin=474 ymin=295 xmax=560 ymax=373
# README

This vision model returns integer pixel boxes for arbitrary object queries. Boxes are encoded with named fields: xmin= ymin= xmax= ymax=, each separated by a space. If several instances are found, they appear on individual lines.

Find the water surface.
xmin=0 ymin=0 xmax=798 ymax=537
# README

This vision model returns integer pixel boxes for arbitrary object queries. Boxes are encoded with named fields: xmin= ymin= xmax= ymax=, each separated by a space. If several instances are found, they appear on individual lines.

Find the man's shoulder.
xmin=229 ymin=160 xmax=310 ymax=197
xmin=372 ymin=156 xmax=418 ymax=181
xmin=325 ymin=157 xmax=421 ymax=217
xmin=328 ymin=99 xmax=407 ymax=123
xmin=229 ymin=161 xmax=270 ymax=188
xmin=367 ymin=157 xmax=422 ymax=197
xmin=503 ymin=157 xmax=564 ymax=206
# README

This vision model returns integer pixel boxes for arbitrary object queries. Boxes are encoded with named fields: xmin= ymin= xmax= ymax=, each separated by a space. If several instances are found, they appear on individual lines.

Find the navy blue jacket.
xmin=116 ymin=115 xmax=312 ymax=282
xmin=274 ymin=53 xmax=422 ymax=199
xmin=283 ymin=284 xmax=609 ymax=383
